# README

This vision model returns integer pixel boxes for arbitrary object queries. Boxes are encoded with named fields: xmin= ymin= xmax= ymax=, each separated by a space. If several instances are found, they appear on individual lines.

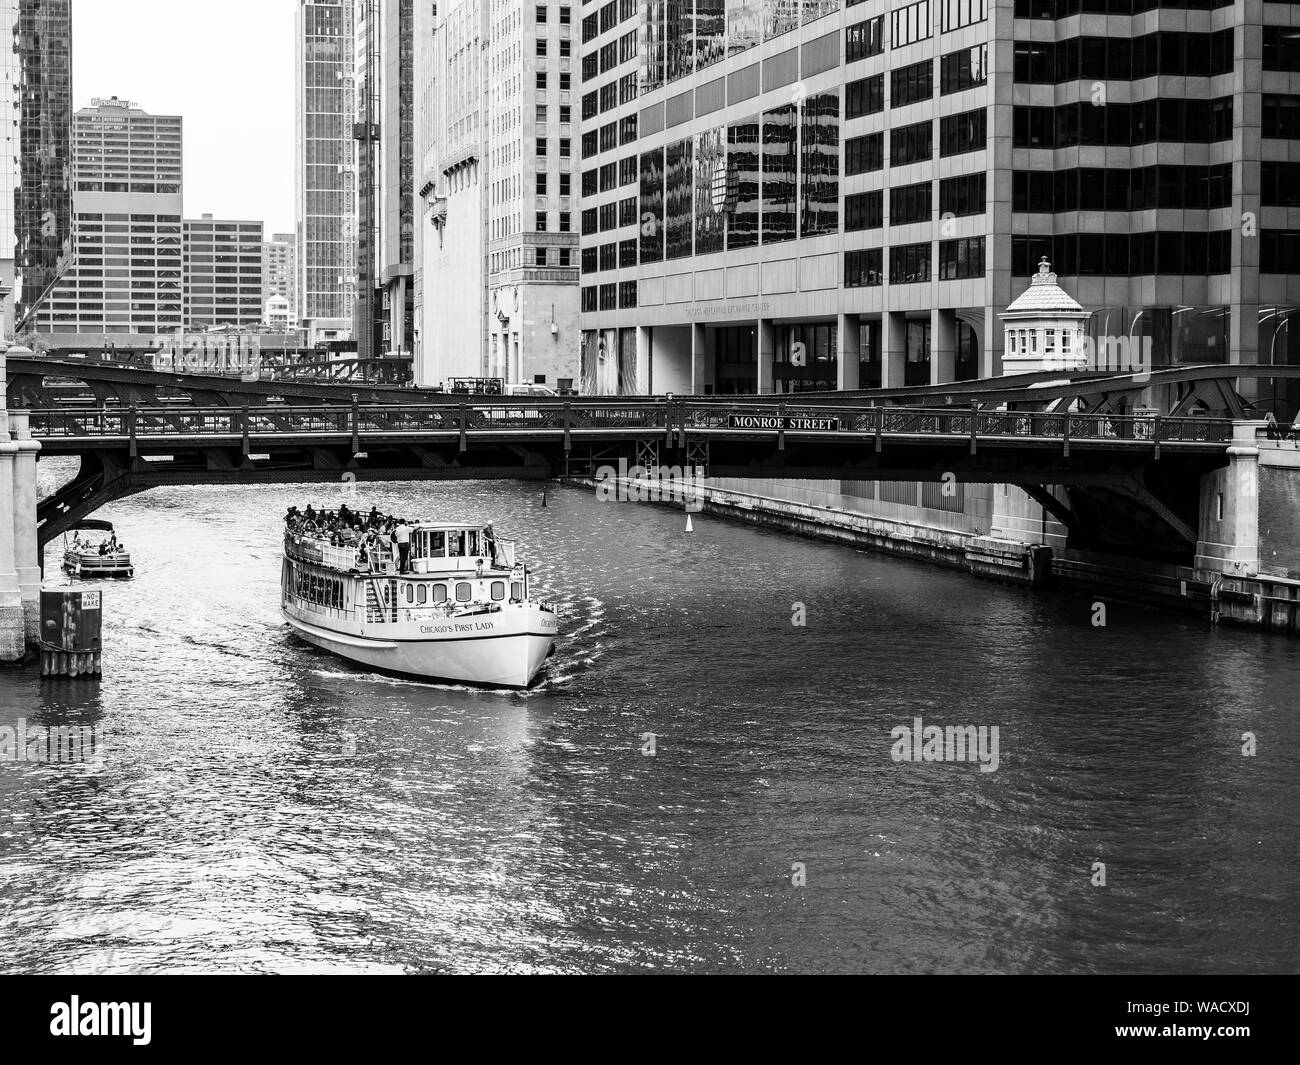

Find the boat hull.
xmin=282 ymin=607 xmax=557 ymax=689
xmin=62 ymin=551 xmax=134 ymax=579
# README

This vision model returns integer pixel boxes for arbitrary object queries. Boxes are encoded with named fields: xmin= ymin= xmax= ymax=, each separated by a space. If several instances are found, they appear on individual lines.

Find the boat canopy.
xmin=69 ymin=519 xmax=115 ymax=532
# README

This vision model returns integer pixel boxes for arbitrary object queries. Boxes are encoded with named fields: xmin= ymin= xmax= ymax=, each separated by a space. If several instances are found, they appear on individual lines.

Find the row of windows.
xmin=579 ymin=281 xmax=638 ymax=311
xmin=1014 ymin=0 xmax=1232 ymax=16
xmin=1012 ymin=231 xmax=1232 ymax=276
xmin=848 ymin=108 xmax=986 ymax=170
xmin=1012 ymin=30 xmax=1235 ymax=84
xmin=1013 ymin=165 xmax=1232 ymax=213
xmin=1013 ymin=99 xmax=1233 ymax=147
xmin=637 ymin=97 xmax=840 ymax=263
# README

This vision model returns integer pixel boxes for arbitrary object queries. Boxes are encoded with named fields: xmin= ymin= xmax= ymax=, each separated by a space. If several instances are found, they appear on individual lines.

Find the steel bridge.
xmin=14 ymin=357 xmax=1300 ymax=565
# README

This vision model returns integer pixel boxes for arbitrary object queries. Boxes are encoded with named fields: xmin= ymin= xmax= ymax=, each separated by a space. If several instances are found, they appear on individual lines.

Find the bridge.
xmin=6 ymin=350 xmax=1299 ymax=659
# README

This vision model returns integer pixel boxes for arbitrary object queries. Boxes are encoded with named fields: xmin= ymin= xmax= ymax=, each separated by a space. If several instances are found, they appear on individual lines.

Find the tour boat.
xmin=61 ymin=519 xmax=134 ymax=579
xmin=280 ymin=517 xmax=558 ymax=688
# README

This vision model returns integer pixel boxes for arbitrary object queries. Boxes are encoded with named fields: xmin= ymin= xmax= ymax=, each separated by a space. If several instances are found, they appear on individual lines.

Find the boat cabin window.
xmin=449 ymin=530 xmax=482 ymax=557
xmin=433 ymin=584 xmax=447 ymax=603
xmin=416 ymin=584 xmax=427 ymax=605
xmin=511 ymin=581 xmax=523 ymax=600
xmin=491 ymin=581 xmax=505 ymax=601
xmin=455 ymin=582 xmax=472 ymax=602
xmin=416 ymin=530 xmax=446 ymax=558
xmin=404 ymin=583 xmax=414 ymax=604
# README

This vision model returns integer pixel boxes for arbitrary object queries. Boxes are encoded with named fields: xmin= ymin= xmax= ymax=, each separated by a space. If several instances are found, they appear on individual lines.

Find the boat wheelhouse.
xmin=280 ymin=517 xmax=558 ymax=688
xmin=61 ymin=520 xmax=134 ymax=579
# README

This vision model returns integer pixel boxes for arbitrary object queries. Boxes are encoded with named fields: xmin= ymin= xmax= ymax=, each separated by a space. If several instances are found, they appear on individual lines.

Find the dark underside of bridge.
xmin=37 ymin=433 xmax=1224 ymax=569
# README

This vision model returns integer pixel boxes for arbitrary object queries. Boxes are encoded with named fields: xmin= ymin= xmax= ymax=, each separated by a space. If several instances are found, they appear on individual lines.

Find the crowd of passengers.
xmin=285 ymin=504 xmax=419 ymax=572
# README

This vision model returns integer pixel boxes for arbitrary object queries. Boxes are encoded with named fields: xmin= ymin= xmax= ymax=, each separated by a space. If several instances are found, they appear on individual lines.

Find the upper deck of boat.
xmin=284 ymin=518 xmax=518 ymax=578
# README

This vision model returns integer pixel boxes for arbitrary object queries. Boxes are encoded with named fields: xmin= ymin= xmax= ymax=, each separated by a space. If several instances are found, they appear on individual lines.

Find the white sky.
xmin=73 ymin=0 xmax=299 ymax=236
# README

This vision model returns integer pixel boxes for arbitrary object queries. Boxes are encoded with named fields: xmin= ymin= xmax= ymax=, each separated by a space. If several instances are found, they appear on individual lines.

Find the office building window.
xmin=845 ymin=190 xmax=883 ymax=231
xmin=639 ymin=147 xmax=665 ymax=261
xmin=940 ymin=108 xmax=986 ymax=155
xmin=941 ymin=44 xmax=988 ymax=94
xmin=619 ymin=280 xmax=638 ymax=308
xmin=727 ymin=117 xmax=761 ymax=250
xmin=695 ymin=126 xmax=727 ymax=255
xmin=761 ymin=104 xmax=797 ymax=244
xmin=890 ymin=242 xmax=931 ymax=283
xmin=847 ymin=75 xmax=884 ymax=119
xmin=939 ymin=236 xmax=985 ymax=279
xmin=890 ymin=181 xmax=932 ymax=225
xmin=892 ymin=60 xmax=933 ymax=107
xmin=846 ymin=17 xmax=884 ymax=62
xmin=536 ymin=211 xmax=548 ymax=231
xmin=891 ymin=121 xmax=932 ymax=165
xmin=939 ymin=172 xmax=986 ymax=217
xmin=800 ymin=93 xmax=839 ymax=238
xmin=846 ymin=132 xmax=884 ymax=174
xmin=942 ymin=0 xmax=985 ymax=32
xmin=845 ymin=248 xmax=883 ymax=287
xmin=666 ymin=138 xmax=693 ymax=259
xmin=892 ymin=1 xmax=932 ymax=47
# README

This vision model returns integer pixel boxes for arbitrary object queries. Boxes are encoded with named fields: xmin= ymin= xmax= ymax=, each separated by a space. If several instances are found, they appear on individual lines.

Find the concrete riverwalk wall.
xmin=563 ymin=424 xmax=1300 ymax=636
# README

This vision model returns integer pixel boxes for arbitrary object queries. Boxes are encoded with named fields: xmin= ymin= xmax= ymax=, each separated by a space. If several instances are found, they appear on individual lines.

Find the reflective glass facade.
xmin=4 ymin=0 xmax=74 ymax=326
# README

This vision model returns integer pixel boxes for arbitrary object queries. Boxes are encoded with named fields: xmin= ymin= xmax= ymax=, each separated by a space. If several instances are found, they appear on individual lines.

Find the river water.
xmin=0 ymin=467 xmax=1296 ymax=974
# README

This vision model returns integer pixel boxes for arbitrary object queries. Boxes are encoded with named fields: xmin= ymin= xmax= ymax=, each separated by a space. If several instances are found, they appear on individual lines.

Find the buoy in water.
xmin=542 ymin=488 xmax=548 ymax=507
xmin=686 ymin=514 xmax=694 ymax=532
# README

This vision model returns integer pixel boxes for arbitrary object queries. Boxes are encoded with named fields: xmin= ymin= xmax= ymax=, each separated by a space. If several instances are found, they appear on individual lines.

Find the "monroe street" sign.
xmin=726 ymin=414 xmax=842 ymax=432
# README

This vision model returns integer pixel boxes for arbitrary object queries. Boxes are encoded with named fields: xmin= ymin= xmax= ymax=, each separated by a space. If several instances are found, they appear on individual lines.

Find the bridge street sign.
xmin=726 ymin=414 xmax=842 ymax=432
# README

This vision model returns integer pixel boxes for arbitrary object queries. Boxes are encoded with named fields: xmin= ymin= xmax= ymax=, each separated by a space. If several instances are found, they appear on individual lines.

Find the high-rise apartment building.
xmin=183 ymin=214 xmax=264 ymax=330
xmin=34 ymin=97 xmax=183 ymax=334
xmin=0 ymin=0 xmax=74 ymax=334
xmin=296 ymin=0 xmax=357 ymax=329
xmin=262 ymin=231 xmax=297 ymax=320
xmin=414 ymin=0 xmax=581 ymax=391
xmin=577 ymin=1 xmax=1300 ymax=409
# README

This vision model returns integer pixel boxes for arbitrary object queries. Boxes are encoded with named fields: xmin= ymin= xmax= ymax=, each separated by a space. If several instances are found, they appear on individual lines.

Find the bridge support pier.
xmin=0 ymin=347 xmax=24 ymax=661
xmin=11 ymin=411 xmax=40 ymax=644
xmin=1195 ymin=420 xmax=1267 ymax=578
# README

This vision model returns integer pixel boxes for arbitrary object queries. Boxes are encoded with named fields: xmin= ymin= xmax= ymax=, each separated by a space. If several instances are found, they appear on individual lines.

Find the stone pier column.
xmin=836 ymin=313 xmax=860 ymax=392
xmin=690 ymin=322 xmax=710 ymax=394
xmin=0 ymin=353 xmax=22 ymax=660
xmin=881 ymin=311 xmax=907 ymax=389
xmin=757 ymin=318 xmax=774 ymax=395
xmin=931 ymin=307 xmax=957 ymax=385
xmin=10 ymin=411 xmax=40 ymax=645
xmin=636 ymin=325 xmax=652 ymax=395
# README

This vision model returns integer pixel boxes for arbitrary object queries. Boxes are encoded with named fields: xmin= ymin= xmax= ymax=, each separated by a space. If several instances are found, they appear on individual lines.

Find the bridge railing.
xmin=23 ymin=402 xmax=1234 ymax=444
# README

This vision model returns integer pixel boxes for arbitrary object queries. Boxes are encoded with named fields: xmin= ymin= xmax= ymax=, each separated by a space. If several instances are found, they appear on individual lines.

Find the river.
xmin=0 ymin=468 xmax=1296 ymax=973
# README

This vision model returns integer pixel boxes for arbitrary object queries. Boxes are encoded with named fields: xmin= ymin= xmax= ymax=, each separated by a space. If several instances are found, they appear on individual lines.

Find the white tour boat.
xmin=281 ymin=515 xmax=558 ymax=688
xmin=61 ymin=519 xmax=134 ymax=579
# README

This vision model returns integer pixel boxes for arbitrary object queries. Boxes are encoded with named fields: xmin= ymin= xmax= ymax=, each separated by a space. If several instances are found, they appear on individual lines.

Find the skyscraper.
xmin=0 ymin=0 xmax=74 ymax=335
xmin=296 ymin=0 xmax=357 ymax=329
xmin=33 ymin=97 xmax=183 ymax=335
xmin=414 ymin=0 xmax=580 ymax=391
xmin=355 ymin=0 xmax=415 ymax=359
